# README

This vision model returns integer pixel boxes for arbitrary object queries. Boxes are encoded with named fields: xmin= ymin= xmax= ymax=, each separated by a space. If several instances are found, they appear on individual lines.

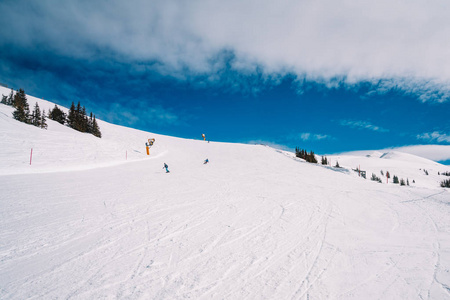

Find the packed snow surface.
xmin=1 ymin=87 xmax=450 ymax=299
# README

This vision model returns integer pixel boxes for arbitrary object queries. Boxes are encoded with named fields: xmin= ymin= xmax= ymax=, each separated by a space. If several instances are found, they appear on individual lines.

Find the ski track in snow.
xmin=1 ymin=95 xmax=450 ymax=299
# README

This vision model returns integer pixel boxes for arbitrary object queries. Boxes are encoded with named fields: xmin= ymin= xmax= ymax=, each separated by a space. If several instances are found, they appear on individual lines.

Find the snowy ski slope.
xmin=1 ymin=87 xmax=450 ymax=299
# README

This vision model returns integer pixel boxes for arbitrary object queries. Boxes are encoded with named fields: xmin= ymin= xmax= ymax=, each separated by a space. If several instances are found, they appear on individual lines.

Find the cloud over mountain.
xmin=2 ymin=0 xmax=450 ymax=101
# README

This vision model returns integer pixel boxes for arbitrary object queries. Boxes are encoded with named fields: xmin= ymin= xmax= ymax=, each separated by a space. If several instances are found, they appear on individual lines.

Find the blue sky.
xmin=1 ymin=0 xmax=450 ymax=159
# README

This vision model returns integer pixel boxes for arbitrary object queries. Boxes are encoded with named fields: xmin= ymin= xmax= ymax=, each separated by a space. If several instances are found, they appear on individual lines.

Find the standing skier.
xmin=204 ymin=158 xmax=209 ymax=164
xmin=163 ymin=163 xmax=170 ymax=173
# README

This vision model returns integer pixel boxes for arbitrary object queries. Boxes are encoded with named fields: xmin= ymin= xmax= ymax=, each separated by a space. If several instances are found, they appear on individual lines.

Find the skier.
xmin=163 ymin=163 xmax=170 ymax=173
xmin=204 ymin=158 xmax=209 ymax=164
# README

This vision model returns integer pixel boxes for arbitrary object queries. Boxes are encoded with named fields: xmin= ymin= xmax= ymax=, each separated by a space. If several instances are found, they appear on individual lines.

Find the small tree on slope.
xmin=48 ymin=104 xmax=66 ymax=125
xmin=30 ymin=102 xmax=42 ymax=127
xmin=12 ymin=89 xmax=30 ymax=123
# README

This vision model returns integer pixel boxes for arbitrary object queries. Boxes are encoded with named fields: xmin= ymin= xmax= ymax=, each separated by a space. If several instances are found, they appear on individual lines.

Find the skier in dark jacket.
xmin=163 ymin=163 xmax=170 ymax=173
xmin=204 ymin=158 xmax=209 ymax=164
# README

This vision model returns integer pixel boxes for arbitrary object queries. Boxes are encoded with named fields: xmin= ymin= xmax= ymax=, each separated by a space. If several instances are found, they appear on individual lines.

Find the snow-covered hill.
xmin=1 ymin=87 xmax=450 ymax=299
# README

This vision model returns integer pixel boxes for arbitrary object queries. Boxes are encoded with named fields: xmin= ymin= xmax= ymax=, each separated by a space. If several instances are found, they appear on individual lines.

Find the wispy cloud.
xmin=2 ymin=0 xmax=450 ymax=102
xmin=288 ymin=133 xmax=332 ymax=142
xmin=416 ymin=131 xmax=450 ymax=143
xmin=340 ymin=120 xmax=389 ymax=132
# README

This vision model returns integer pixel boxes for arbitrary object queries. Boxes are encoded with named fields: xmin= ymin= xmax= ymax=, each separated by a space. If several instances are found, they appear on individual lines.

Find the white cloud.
xmin=417 ymin=131 xmax=450 ymax=143
xmin=294 ymin=133 xmax=331 ymax=141
xmin=340 ymin=120 xmax=389 ymax=132
xmin=391 ymin=145 xmax=450 ymax=162
xmin=2 ymin=0 xmax=450 ymax=101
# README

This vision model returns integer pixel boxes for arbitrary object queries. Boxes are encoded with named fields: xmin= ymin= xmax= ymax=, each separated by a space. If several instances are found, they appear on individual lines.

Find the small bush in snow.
xmin=393 ymin=175 xmax=399 ymax=184
xmin=441 ymin=179 xmax=450 ymax=188
xmin=371 ymin=173 xmax=382 ymax=183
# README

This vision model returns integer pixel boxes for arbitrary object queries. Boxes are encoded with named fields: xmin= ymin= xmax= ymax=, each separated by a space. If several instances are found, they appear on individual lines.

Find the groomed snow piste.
xmin=1 ymin=87 xmax=450 ymax=299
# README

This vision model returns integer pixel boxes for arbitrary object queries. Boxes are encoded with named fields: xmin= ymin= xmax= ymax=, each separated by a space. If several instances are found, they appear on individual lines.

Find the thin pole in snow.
xmin=30 ymin=148 xmax=33 ymax=165
xmin=126 ymin=150 xmax=127 ymax=160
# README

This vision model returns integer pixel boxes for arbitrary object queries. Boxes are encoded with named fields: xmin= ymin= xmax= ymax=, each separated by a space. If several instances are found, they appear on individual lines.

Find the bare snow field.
xmin=1 ymin=87 xmax=450 ymax=299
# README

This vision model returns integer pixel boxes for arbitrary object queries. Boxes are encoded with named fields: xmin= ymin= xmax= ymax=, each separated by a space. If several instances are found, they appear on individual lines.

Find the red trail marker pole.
xmin=30 ymin=148 xmax=33 ymax=165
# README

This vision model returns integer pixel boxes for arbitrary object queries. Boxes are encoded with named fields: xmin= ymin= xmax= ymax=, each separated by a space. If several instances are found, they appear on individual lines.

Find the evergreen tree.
xmin=87 ymin=112 xmax=93 ymax=133
xmin=48 ymin=104 xmax=66 ymax=125
xmin=67 ymin=102 xmax=76 ymax=128
xmin=407 ymin=178 xmax=410 ymax=186
xmin=393 ymin=175 xmax=399 ymax=184
xmin=31 ymin=102 xmax=42 ymax=127
xmin=65 ymin=101 xmax=101 ymax=137
xmin=335 ymin=161 xmax=340 ymax=168
xmin=80 ymin=106 xmax=88 ymax=132
xmin=75 ymin=102 xmax=82 ymax=131
xmin=307 ymin=151 xmax=317 ymax=163
xmin=400 ymin=178 xmax=406 ymax=186
xmin=371 ymin=173 xmax=382 ymax=183
xmin=12 ymin=89 xmax=30 ymax=123
xmin=7 ymin=88 xmax=14 ymax=106
xmin=40 ymin=109 xmax=48 ymax=129
xmin=441 ymin=179 xmax=450 ymax=188
xmin=1 ymin=94 xmax=7 ymax=104
xmin=91 ymin=115 xmax=101 ymax=138
xmin=321 ymin=156 xmax=328 ymax=165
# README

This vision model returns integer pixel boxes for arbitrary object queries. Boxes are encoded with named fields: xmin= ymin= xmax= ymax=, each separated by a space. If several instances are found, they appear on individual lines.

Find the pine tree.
xmin=7 ymin=89 xmax=14 ymax=106
xmin=91 ymin=115 xmax=101 ymax=138
xmin=321 ymin=156 xmax=328 ymax=165
xmin=1 ymin=94 xmax=7 ymax=104
xmin=400 ymin=178 xmax=406 ymax=186
xmin=307 ymin=151 xmax=317 ymax=163
xmin=440 ymin=179 xmax=450 ymax=188
xmin=393 ymin=175 xmax=399 ymax=184
xmin=12 ymin=89 xmax=30 ymax=123
xmin=31 ymin=102 xmax=42 ymax=127
xmin=335 ymin=161 xmax=340 ymax=168
xmin=371 ymin=173 xmax=382 ymax=183
xmin=48 ymin=104 xmax=66 ymax=125
xmin=87 ymin=112 xmax=93 ymax=133
xmin=407 ymin=178 xmax=410 ymax=186
xmin=74 ymin=102 xmax=82 ymax=131
xmin=40 ymin=109 xmax=48 ymax=129
xmin=67 ymin=102 xmax=76 ymax=128
xmin=80 ymin=106 xmax=88 ymax=132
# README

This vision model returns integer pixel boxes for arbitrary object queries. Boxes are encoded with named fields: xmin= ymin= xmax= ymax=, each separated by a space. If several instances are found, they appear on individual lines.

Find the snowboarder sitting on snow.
xmin=204 ymin=158 xmax=209 ymax=164
xmin=163 ymin=163 xmax=170 ymax=173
